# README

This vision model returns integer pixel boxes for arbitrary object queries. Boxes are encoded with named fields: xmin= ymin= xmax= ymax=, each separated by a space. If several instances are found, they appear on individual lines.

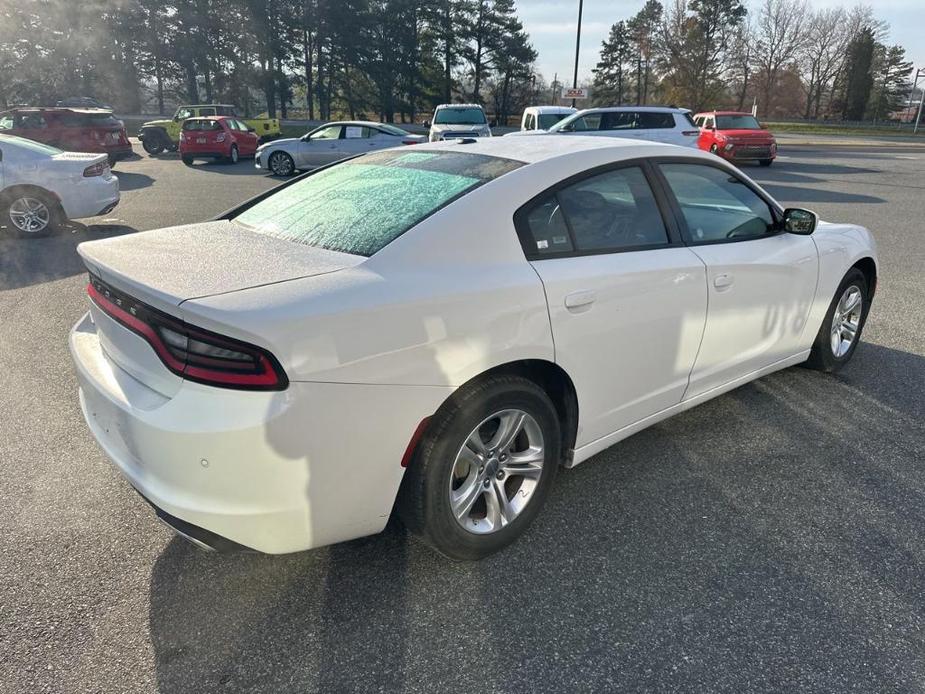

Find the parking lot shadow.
xmin=147 ymin=342 xmax=925 ymax=693
xmin=757 ymin=183 xmax=885 ymax=205
xmin=0 ymin=223 xmax=137 ymax=290
xmin=114 ymin=171 xmax=155 ymax=191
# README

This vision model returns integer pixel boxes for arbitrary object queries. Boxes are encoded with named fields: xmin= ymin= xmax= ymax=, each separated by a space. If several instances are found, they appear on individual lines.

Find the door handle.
xmin=713 ymin=273 xmax=734 ymax=290
xmin=565 ymin=290 xmax=596 ymax=312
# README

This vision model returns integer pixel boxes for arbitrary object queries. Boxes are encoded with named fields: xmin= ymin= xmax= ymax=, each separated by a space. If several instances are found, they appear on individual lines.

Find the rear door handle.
xmin=713 ymin=273 xmax=734 ymax=290
xmin=565 ymin=290 xmax=596 ymax=311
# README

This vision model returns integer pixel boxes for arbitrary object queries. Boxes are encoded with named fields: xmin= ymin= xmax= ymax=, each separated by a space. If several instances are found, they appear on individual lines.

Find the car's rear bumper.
xmin=58 ymin=175 xmax=120 ymax=220
xmin=69 ymin=312 xmax=452 ymax=554
xmin=180 ymin=146 xmax=230 ymax=159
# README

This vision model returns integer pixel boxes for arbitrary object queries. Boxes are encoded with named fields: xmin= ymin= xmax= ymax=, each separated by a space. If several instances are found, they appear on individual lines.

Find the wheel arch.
xmin=427 ymin=359 xmax=579 ymax=467
xmin=852 ymin=256 xmax=877 ymax=300
xmin=0 ymin=184 xmax=62 ymax=214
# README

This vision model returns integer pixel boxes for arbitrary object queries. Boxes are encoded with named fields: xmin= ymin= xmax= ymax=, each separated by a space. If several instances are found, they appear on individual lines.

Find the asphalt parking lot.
xmin=2 ymin=142 xmax=925 ymax=693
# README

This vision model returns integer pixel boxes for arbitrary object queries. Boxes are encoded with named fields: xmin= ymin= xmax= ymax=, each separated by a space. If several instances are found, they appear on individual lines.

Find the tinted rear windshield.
xmin=434 ymin=107 xmax=487 ymax=125
xmin=233 ymin=149 xmax=521 ymax=257
xmin=183 ymin=119 xmax=223 ymax=131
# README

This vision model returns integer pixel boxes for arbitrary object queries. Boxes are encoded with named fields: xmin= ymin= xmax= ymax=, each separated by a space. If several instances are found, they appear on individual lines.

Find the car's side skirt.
xmin=568 ymin=350 xmax=811 ymax=468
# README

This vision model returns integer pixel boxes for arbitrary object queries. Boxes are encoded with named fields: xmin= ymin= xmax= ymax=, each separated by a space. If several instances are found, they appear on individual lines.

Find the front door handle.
xmin=565 ymin=290 xmax=596 ymax=312
xmin=713 ymin=273 xmax=734 ymax=290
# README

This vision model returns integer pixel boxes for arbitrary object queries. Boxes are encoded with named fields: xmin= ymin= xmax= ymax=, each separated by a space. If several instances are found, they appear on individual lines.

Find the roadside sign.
xmin=562 ymin=87 xmax=589 ymax=100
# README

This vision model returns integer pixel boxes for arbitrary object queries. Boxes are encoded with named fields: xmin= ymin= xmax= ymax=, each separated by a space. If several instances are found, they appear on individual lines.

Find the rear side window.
xmin=234 ymin=150 xmax=521 ymax=257
xmin=600 ymin=111 xmax=637 ymax=130
xmin=521 ymin=166 xmax=669 ymax=256
xmin=638 ymin=112 xmax=676 ymax=129
xmin=659 ymin=163 xmax=775 ymax=242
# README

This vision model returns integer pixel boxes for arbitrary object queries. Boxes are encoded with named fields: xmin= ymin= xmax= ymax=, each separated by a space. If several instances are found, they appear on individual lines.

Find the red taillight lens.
xmin=87 ymin=277 xmax=288 ymax=391
xmin=402 ymin=139 xmax=419 ymax=145
xmin=83 ymin=161 xmax=108 ymax=177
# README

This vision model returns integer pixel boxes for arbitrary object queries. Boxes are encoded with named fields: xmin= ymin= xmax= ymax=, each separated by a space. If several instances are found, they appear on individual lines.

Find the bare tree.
xmin=797 ymin=7 xmax=846 ymax=119
xmin=752 ymin=0 xmax=807 ymax=118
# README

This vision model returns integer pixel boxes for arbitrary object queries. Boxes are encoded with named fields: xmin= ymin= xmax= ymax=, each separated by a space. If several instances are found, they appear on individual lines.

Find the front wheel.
xmin=397 ymin=375 xmax=560 ymax=560
xmin=227 ymin=145 xmax=239 ymax=164
xmin=804 ymin=268 xmax=869 ymax=372
xmin=141 ymin=135 xmax=165 ymax=156
xmin=268 ymin=151 xmax=295 ymax=176
xmin=760 ymin=158 xmax=773 ymax=167
xmin=181 ymin=156 xmax=194 ymax=166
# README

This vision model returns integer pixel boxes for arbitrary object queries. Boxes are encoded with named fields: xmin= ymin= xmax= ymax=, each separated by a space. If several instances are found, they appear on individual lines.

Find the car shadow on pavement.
xmin=114 ymin=171 xmax=155 ymax=191
xmin=147 ymin=341 xmax=925 ymax=693
xmin=0 ymin=223 xmax=137 ymax=290
xmin=186 ymin=160 xmax=264 ymax=176
xmin=756 ymin=183 xmax=885 ymax=205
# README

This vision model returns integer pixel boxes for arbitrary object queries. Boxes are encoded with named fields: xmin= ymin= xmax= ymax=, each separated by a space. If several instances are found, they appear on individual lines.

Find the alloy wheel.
xmin=230 ymin=145 xmax=239 ymax=164
xmin=449 ymin=409 xmax=545 ymax=535
xmin=9 ymin=197 xmax=50 ymax=233
xmin=830 ymin=285 xmax=863 ymax=358
xmin=269 ymin=152 xmax=293 ymax=176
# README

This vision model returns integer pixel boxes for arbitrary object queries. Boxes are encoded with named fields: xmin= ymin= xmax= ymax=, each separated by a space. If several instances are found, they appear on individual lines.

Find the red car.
xmin=693 ymin=111 xmax=777 ymax=166
xmin=179 ymin=116 xmax=259 ymax=165
xmin=0 ymin=107 xmax=132 ymax=166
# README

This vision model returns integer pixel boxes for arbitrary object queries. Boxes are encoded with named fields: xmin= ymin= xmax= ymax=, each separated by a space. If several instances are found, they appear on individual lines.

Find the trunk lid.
xmin=78 ymin=220 xmax=363 ymax=395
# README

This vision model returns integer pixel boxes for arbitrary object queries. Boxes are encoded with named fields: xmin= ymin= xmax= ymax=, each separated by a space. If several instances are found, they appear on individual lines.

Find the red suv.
xmin=693 ymin=111 xmax=777 ymax=166
xmin=179 ymin=116 xmax=259 ymax=165
xmin=0 ymin=107 xmax=132 ymax=166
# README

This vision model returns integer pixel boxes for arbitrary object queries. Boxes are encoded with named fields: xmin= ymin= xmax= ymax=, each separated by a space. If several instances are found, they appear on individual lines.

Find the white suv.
xmin=542 ymin=106 xmax=700 ymax=147
xmin=426 ymin=104 xmax=492 ymax=142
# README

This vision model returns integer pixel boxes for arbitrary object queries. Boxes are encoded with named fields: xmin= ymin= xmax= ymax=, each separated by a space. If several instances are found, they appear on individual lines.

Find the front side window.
xmin=556 ymin=113 xmax=602 ymax=132
xmin=0 ymin=114 xmax=12 ymax=130
xmin=433 ymin=107 xmax=487 ymax=125
xmin=522 ymin=166 xmax=669 ymax=256
xmin=660 ymin=163 xmax=775 ymax=242
xmin=234 ymin=150 xmax=521 ymax=257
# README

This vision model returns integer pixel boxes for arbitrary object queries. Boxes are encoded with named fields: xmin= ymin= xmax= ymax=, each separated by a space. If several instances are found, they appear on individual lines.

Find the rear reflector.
xmin=87 ymin=276 xmax=288 ymax=391
xmin=83 ymin=161 xmax=108 ymax=177
xmin=400 ymin=417 xmax=430 ymax=467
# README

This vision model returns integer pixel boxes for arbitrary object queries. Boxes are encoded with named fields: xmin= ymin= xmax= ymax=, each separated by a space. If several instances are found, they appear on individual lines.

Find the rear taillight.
xmin=87 ymin=277 xmax=288 ymax=391
xmin=215 ymin=133 xmax=226 ymax=143
xmin=401 ymin=139 xmax=419 ymax=145
xmin=83 ymin=161 xmax=108 ymax=177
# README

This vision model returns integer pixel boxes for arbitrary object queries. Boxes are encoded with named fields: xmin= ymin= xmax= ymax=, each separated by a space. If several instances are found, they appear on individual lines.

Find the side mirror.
xmin=782 ymin=208 xmax=817 ymax=235
xmin=422 ymin=120 xmax=431 ymax=128
xmin=247 ymin=126 xmax=256 ymax=133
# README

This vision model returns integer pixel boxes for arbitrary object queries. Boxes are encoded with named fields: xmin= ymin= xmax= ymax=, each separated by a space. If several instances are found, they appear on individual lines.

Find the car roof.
xmin=4 ymin=107 xmax=113 ymax=114
xmin=322 ymin=121 xmax=398 ymax=129
xmin=576 ymin=105 xmax=687 ymax=114
xmin=434 ymin=103 xmax=483 ymax=110
xmin=526 ymin=106 xmax=577 ymax=114
xmin=185 ymin=115 xmax=232 ymax=121
xmin=411 ymin=134 xmax=702 ymax=164
xmin=695 ymin=111 xmax=753 ymax=116
xmin=184 ymin=104 xmax=236 ymax=109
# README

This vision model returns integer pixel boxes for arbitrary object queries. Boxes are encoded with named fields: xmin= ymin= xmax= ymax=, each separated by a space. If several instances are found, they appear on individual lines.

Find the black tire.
xmin=227 ymin=145 xmax=239 ymax=164
xmin=397 ymin=375 xmax=561 ymax=560
xmin=804 ymin=268 xmax=869 ymax=372
xmin=710 ymin=144 xmax=719 ymax=155
xmin=268 ymin=151 xmax=295 ymax=177
xmin=181 ymin=156 xmax=194 ymax=166
xmin=141 ymin=134 xmax=165 ymax=156
xmin=2 ymin=189 xmax=61 ymax=238
xmin=760 ymin=158 xmax=773 ymax=167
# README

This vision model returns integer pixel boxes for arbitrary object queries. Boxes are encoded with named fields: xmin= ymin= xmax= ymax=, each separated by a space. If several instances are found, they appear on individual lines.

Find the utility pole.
xmin=551 ymin=72 xmax=558 ymax=104
xmin=571 ymin=0 xmax=583 ymax=109
xmin=912 ymin=68 xmax=924 ymax=134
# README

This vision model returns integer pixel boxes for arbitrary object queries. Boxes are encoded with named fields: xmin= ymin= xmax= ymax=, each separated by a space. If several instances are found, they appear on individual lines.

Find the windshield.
xmin=537 ymin=113 xmax=570 ymax=130
xmin=434 ymin=107 xmax=487 ymax=125
xmin=716 ymin=114 xmax=762 ymax=130
xmin=234 ymin=150 xmax=521 ymax=256
xmin=0 ymin=133 xmax=62 ymax=155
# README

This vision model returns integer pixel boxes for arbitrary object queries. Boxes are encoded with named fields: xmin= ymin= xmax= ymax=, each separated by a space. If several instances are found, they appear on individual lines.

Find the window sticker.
xmin=345 ymin=126 xmax=363 ymax=138
xmin=537 ymin=240 xmax=549 ymax=249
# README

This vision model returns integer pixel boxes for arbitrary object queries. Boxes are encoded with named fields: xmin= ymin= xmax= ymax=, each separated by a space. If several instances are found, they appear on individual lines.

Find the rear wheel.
xmin=268 ymin=151 xmax=295 ymax=176
xmin=181 ymin=155 xmax=194 ymax=166
xmin=760 ymin=158 xmax=773 ymax=167
xmin=804 ymin=268 xmax=869 ymax=372
xmin=3 ymin=191 xmax=60 ymax=238
xmin=397 ymin=375 xmax=560 ymax=560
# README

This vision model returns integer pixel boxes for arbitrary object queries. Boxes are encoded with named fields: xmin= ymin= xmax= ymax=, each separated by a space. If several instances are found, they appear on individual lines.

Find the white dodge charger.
xmin=70 ymin=136 xmax=877 ymax=559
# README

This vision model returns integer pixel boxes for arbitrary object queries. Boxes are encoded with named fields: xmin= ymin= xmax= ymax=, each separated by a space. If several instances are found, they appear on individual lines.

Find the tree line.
xmin=0 ymin=0 xmax=537 ymax=123
xmin=591 ymin=0 xmax=915 ymax=121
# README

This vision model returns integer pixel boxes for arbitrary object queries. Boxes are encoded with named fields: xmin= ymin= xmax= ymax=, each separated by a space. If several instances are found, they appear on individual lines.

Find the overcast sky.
xmin=518 ymin=0 xmax=925 ymax=87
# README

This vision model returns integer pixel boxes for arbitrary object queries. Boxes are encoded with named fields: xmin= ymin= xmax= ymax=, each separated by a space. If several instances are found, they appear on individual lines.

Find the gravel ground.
xmin=1 ymin=143 xmax=924 ymax=693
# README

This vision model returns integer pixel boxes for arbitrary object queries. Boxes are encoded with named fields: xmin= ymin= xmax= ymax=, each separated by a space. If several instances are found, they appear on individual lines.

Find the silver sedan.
xmin=255 ymin=121 xmax=426 ymax=176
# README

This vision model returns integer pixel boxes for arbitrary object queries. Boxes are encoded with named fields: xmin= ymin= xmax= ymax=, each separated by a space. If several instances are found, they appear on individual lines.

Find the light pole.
xmin=571 ymin=0 xmax=583 ymax=109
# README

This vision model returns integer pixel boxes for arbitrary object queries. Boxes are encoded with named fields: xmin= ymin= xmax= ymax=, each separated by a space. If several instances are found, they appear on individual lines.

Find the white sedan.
xmin=0 ymin=134 xmax=119 ymax=237
xmin=69 ymin=136 xmax=877 ymax=559
xmin=255 ymin=121 xmax=426 ymax=176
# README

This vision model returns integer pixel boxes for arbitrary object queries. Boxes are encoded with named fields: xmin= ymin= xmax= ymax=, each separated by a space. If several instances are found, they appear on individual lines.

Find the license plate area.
xmin=196 ymin=137 xmax=206 ymax=144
